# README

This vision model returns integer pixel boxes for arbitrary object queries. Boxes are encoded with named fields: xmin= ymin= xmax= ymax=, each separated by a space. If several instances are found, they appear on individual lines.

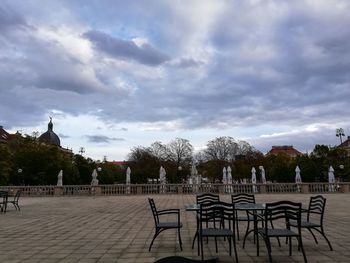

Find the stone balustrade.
xmin=1 ymin=182 xmax=349 ymax=196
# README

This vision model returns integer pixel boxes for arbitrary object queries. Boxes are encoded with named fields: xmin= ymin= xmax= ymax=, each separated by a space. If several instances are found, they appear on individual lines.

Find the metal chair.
xmin=7 ymin=189 xmax=22 ymax=211
xmin=192 ymin=193 xmax=220 ymax=249
xmin=198 ymin=200 xmax=238 ymax=262
xmin=148 ymin=198 xmax=183 ymax=251
xmin=257 ymin=200 xmax=307 ymax=263
xmin=231 ymin=193 xmax=257 ymax=241
xmin=290 ymin=195 xmax=333 ymax=250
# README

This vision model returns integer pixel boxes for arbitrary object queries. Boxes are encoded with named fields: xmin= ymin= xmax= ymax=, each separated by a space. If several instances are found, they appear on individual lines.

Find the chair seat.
xmin=258 ymin=228 xmax=298 ymax=237
xmin=157 ymin=222 xmax=183 ymax=228
xmin=201 ymin=228 xmax=233 ymax=237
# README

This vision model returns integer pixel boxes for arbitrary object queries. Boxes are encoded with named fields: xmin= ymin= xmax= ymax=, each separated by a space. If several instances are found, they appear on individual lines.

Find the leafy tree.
xmin=98 ymin=162 xmax=124 ymax=184
xmin=0 ymin=145 xmax=12 ymax=185
xmin=128 ymin=146 xmax=159 ymax=183
xmin=292 ymin=155 xmax=317 ymax=182
xmin=265 ymin=153 xmax=293 ymax=182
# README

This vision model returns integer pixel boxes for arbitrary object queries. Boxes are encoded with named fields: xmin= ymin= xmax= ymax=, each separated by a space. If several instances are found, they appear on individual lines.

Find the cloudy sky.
xmin=1 ymin=0 xmax=350 ymax=161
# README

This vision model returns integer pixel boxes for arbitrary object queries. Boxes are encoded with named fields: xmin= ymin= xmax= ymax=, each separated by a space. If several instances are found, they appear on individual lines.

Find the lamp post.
xmin=18 ymin=168 xmax=23 ymax=185
xmin=79 ymin=147 xmax=85 ymax=155
xmin=178 ymin=166 xmax=183 ymax=182
xmin=339 ymin=164 xmax=344 ymax=182
xmin=336 ymin=128 xmax=345 ymax=144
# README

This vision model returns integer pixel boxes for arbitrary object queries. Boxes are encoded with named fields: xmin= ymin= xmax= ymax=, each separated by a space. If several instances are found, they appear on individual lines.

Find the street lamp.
xmin=18 ymin=168 xmax=23 ymax=185
xmin=336 ymin=128 xmax=345 ymax=144
xmin=79 ymin=147 xmax=85 ymax=155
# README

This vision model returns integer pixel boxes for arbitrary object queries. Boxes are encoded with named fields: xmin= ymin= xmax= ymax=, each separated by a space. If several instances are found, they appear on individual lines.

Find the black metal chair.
xmin=197 ymin=193 xmax=220 ymax=204
xmin=7 ymin=189 xmax=22 ymax=211
xmin=257 ymin=200 xmax=307 ymax=263
xmin=154 ymin=256 xmax=218 ymax=263
xmin=290 ymin=195 xmax=333 ymax=251
xmin=192 ymin=193 xmax=221 ymax=249
xmin=231 ymin=193 xmax=257 ymax=241
xmin=148 ymin=198 xmax=183 ymax=251
xmin=198 ymin=200 xmax=238 ymax=262
xmin=0 ymin=191 xmax=8 ymax=213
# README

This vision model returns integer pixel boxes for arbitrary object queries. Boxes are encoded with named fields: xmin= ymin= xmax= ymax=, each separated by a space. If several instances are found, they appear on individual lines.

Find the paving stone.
xmin=0 ymin=194 xmax=349 ymax=262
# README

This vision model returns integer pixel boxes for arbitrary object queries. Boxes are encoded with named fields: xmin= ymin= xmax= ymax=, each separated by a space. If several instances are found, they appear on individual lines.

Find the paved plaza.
xmin=0 ymin=194 xmax=349 ymax=263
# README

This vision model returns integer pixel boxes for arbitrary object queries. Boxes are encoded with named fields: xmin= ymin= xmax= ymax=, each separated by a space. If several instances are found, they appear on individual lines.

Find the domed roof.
xmin=39 ymin=118 xmax=61 ymax=146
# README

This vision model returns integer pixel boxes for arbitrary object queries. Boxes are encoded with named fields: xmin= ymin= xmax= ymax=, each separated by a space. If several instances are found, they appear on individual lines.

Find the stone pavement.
xmin=0 ymin=194 xmax=349 ymax=263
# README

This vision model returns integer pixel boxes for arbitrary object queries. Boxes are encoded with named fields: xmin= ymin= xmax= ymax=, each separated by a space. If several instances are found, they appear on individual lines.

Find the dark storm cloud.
xmin=83 ymin=30 xmax=170 ymax=66
xmin=86 ymin=135 xmax=125 ymax=143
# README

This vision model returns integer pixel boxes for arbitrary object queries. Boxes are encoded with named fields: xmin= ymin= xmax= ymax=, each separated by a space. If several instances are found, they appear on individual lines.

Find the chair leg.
xmin=200 ymin=234 xmax=204 ymax=260
xmin=298 ymin=236 xmax=308 ymax=263
xmin=266 ymin=237 xmax=273 ymax=263
xmin=270 ymin=220 xmax=281 ymax=247
xmin=228 ymin=236 xmax=232 ymax=256
xmin=314 ymin=227 xmax=333 ymax=251
xmin=256 ymin=232 xmax=260 ymax=257
xmin=149 ymin=229 xmax=160 ymax=251
xmin=192 ymin=231 xmax=197 ymax=249
xmin=178 ymin=228 xmax=183 ymax=251
xmin=236 ymin=219 xmax=240 ymax=240
xmin=233 ymin=235 xmax=239 ymax=263
xmin=244 ymin=219 xmax=251 ymax=241
xmin=266 ymin=237 xmax=272 ymax=254
xmin=289 ymin=237 xmax=292 ymax=256
xmin=198 ymin=233 xmax=200 ymax=256
xmin=307 ymin=228 xmax=318 ymax=244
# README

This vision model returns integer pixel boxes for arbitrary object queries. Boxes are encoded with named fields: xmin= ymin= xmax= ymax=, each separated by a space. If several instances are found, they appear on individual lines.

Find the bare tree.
xmin=167 ymin=138 xmax=193 ymax=167
xmin=204 ymin=136 xmax=238 ymax=161
xmin=149 ymin=141 xmax=169 ymax=162
xmin=127 ymin=146 xmax=152 ymax=162
xmin=193 ymin=151 xmax=206 ymax=165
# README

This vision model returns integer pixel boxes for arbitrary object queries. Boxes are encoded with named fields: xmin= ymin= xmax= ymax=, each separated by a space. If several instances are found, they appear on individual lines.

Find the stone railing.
xmin=1 ymin=183 xmax=349 ymax=197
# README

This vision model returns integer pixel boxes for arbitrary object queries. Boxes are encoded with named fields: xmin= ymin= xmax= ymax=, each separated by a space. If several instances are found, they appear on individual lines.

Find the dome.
xmin=39 ymin=118 xmax=61 ymax=146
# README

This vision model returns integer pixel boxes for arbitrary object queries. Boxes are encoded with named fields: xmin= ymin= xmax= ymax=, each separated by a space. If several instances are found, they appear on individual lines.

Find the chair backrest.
xmin=14 ymin=189 xmax=22 ymax=201
xmin=265 ymin=201 xmax=302 ymax=229
xmin=196 ymin=193 xmax=220 ymax=205
xmin=231 ymin=193 xmax=255 ymax=204
xmin=148 ymin=198 xmax=160 ymax=225
xmin=307 ymin=195 xmax=326 ymax=223
xmin=199 ymin=201 xmax=235 ymax=230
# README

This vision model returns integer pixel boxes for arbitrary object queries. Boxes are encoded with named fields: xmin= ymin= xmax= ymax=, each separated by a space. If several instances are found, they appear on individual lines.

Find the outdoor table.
xmin=235 ymin=203 xmax=265 ymax=249
xmin=185 ymin=203 xmax=266 ymax=250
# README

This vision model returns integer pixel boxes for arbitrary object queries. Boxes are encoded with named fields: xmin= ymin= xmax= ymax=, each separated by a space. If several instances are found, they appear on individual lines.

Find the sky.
xmin=1 ymin=0 xmax=350 ymax=161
